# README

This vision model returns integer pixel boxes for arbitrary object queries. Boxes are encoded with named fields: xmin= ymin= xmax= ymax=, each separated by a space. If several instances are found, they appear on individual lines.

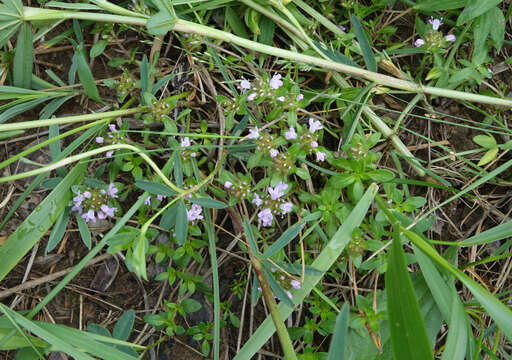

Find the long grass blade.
xmin=13 ymin=22 xmax=33 ymax=88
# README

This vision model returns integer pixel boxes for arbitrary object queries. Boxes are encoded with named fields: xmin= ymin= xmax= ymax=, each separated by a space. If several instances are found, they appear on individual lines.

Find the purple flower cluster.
xmin=253 ymin=181 xmax=293 ymax=227
xmin=187 ymin=204 xmax=203 ymax=223
xmin=180 ymin=136 xmax=197 ymax=158
xmin=240 ymin=73 xmax=304 ymax=108
xmin=95 ymin=124 xmax=119 ymax=158
xmin=72 ymin=183 xmax=118 ymax=223
xmin=414 ymin=17 xmax=456 ymax=48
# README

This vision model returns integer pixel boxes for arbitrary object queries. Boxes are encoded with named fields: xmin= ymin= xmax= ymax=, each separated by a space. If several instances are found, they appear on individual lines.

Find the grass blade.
xmin=13 ymin=22 xmax=33 ymax=88
xmin=327 ymin=303 xmax=349 ymax=360
xmin=386 ymin=227 xmax=433 ymax=360
xmin=261 ymin=221 xmax=305 ymax=259
xmin=351 ymin=14 xmax=376 ymax=72
xmin=175 ymin=199 xmax=188 ymax=246
xmin=233 ymin=183 xmax=378 ymax=360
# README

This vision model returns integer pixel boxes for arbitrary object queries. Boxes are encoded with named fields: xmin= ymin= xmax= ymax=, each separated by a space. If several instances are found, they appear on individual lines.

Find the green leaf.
xmin=456 ymin=0 xmax=501 ymax=26
xmin=13 ymin=22 xmax=33 ymax=88
xmin=327 ymin=303 xmax=349 ymax=360
xmin=175 ymin=200 xmax=188 ymax=246
xmin=159 ymin=203 xmax=177 ymax=230
xmin=135 ymin=180 xmax=176 ymax=197
xmin=489 ymin=7 xmax=505 ymax=51
xmin=473 ymin=134 xmax=496 ymax=148
xmin=88 ymin=324 xmax=111 ymax=337
xmin=386 ymin=228 xmax=433 ymax=360
xmin=351 ymin=14 xmax=377 ymax=72
xmin=478 ymin=147 xmax=498 ymax=166
xmin=132 ymin=234 xmax=147 ymax=280
xmin=460 ymin=220 xmax=512 ymax=246
xmin=147 ymin=11 xmax=176 ymax=35
xmin=258 ymin=15 xmax=275 ymax=45
xmin=414 ymin=0 xmax=467 ymax=11
xmin=90 ymin=39 xmax=108 ymax=58
xmin=0 ymin=163 xmax=85 ymax=282
xmin=189 ymin=197 xmax=227 ymax=209
xmin=441 ymin=293 xmax=467 ymax=360
xmin=262 ymin=265 xmax=293 ymax=308
xmin=243 ymin=218 xmax=259 ymax=255
xmin=473 ymin=10 xmax=493 ymax=65
xmin=113 ymin=310 xmax=134 ymax=341
xmin=45 ymin=207 xmax=71 ymax=254
xmin=0 ymin=327 xmax=46 ymax=350
xmin=233 ymin=184 xmax=378 ymax=360
xmin=261 ymin=222 xmax=305 ymax=259
xmin=140 ymin=55 xmax=150 ymax=101
xmin=72 ymin=41 xmax=100 ymax=101
xmin=225 ymin=6 xmax=249 ymax=39
xmin=182 ymin=299 xmax=202 ymax=313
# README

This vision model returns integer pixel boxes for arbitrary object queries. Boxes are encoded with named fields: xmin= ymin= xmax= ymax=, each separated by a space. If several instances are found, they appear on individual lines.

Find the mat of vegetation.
xmin=0 ymin=0 xmax=511 ymax=359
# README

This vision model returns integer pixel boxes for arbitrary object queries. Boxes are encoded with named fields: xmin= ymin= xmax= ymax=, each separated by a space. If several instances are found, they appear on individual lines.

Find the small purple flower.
xmin=286 ymin=290 xmax=293 ymax=299
xmin=268 ymin=181 xmax=288 ymax=200
xmin=316 ymin=151 xmax=326 ymax=162
xmin=100 ymin=204 xmax=116 ymax=217
xmin=285 ymin=127 xmax=297 ymax=140
xmin=269 ymin=73 xmax=283 ymax=90
xmin=247 ymin=127 xmax=260 ymax=139
xmin=258 ymin=208 xmax=273 ymax=227
xmin=83 ymin=191 xmax=91 ymax=199
xmin=429 ymin=17 xmax=442 ymax=31
xmin=108 ymin=124 xmax=117 ymax=132
xmin=247 ymin=93 xmax=257 ymax=101
xmin=73 ymin=191 xmax=84 ymax=205
xmin=95 ymin=137 xmax=104 ymax=144
xmin=276 ymin=96 xmax=285 ymax=102
xmin=445 ymin=34 xmax=456 ymax=42
xmin=296 ymin=93 xmax=304 ymax=101
xmin=107 ymin=183 xmax=118 ymax=198
xmin=106 ymin=151 xmax=114 ymax=158
xmin=224 ymin=181 xmax=232 ymax=189
xmin=156 ymin=194 xmax=165 ymax=201
xmin=270 ymin=149 xmax=279 ymax=158
xmin=252 ymin=193 xmax=263 ymax=207
xmin=414 ymin=38 xmax=425 ymax=47
xmin=187 ymin=204 xmax=203 ymax=222
xmin=97 ymin=211 xmax=106 ymax=220
xmin=144 ymin=196 xmax=151 ymax=206
xmin=311 ymin=141 xmax=318 ymax=148
xmin=339 ymin=25 xmax=346 ymax=32
xmin=240 ymin=78 xmax=251 ymax=91
xmin=291 ymin=280 xmax=301 ymax=289
xmin=280 ymin=202 xmax=293 ymax=214
xmin=309 ymin=118 xmax=323 ymax=133
xmin=181 ymin=137 xmax=191 ymax=148
xmin=82 ymin=209 xmax=96 ymax=223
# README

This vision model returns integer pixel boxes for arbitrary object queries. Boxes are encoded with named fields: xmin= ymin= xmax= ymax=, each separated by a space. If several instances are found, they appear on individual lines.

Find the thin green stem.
xmin=22 ymin=6 xmax=147 ymax=25
xmin=0 ymin=107 xmax=145 ymax=132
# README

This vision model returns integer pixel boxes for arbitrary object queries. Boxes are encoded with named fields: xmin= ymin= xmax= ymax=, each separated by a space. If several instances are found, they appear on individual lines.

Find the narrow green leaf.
xmin=225 ymin=6 xmax=249 ymax=39
xmin=135 ymin=180 xmax=177 ymax=197
xmin=414 ymin=0 xmax=467 ymax=11
xmin=261 ymin=222 xmax=305 ymax=259
xmin=189 ymin=197 xmax=227 ymax=209
xmin=146 ymin=11 xmax=176 ymax=35
xmin=13 ymin=23 xmax=33 ymax=88
xmin=113 ymin=310 xmax=134 ymax=341
xmin=0 ymin=163 xmax=86 ymax=281
xmin=460 ymin=220 xmax=512 ymax=247
xmin=140 ymin=55 xmax=150 ymax=101
xmin=72 ymin=42 xmax=100 ymax=101
xmin=76 ymin=214 xmax=91 ymax=249
xmin=90 ymin=39 xmax=108 ymax=58
xmin=489 ymin=7 xmax=505 ymax=51
xmin=262 ymin=265 xmax=293 ymax=308
xmin=159 ymin=203 xmax=177 ymax=230
xmin=258 ymin=15 xmax=275 ymax=45
xmin=175 ymin=200 xmax=188 ymax=246
xmin=0 ymin=96 xmax=53 ymax=124
xmin=386 ymin=228 xmax=433 ymax=360
xmin=327 ymin=303 xmax=349 ymax=360
xmin=441 ymin=293 xmax=467 ymax=360
xmin=351 ymin=14 xmax=377 ymax=72
xmin=132 ymin=234 xmax=147 ymax=280
xmin=46 ymin=207 xmax=71 ymax=254
xmin=243 ymin=218 xmax=259 ymax=255
xmin=457 ymin=0 xmax=501 ymax=25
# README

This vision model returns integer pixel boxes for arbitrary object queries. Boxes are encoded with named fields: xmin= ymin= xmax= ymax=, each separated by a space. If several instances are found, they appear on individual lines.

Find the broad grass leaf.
xmin=489 ymin=7 xmax=505 ymax=51
xmin=175 ymin=200 xmax=188 ymax=246
xmin=327 ymin=303 xmax=349 ymax=360
xmin=386 ymin=229 xmax=433 ymax=360
xmin=225 ymin=6 xmax=249 ymax=39
xmin=243 ymin=218 xmax=259 ymax=255
xmin=258 ymin=15 xmax=275 ymax=45
xmin=0 ymin=96 xmax=53 ymax=124
xmin=456 ymin=0 xmax=501 ymax=26
xmin=135 ymin=180 xmax=177 ymax=197
xmin=140 ymin=55 xmax=150 ymax=101
xmin=414 ymin=0 xmax=467 ymax=11
xmin=460 ymin=220 xmax=512 ymax=246
xmin=72 ymin=42 xmax=100 ymax=101
xmin=45 ymin=207 xmax=71 ymax=254
xmin=13 ymin=23 xmax=33 ymax=89
xmin=233 ymin=184 xmax=378 ymax=360
xmin=351 ymin=14 xmax=377 ymax=72
xmin=261 ymin=222 xmax=305 ymax=259
xmin=189 ymin=197 xmax=227 ymax=209
xmin=46 ymin=1 xmax=102 ymax=10
xmin=0 ymin=163 xmax=85 ymax=281
xmin=441 ymin=294 xmax=467 ymax=360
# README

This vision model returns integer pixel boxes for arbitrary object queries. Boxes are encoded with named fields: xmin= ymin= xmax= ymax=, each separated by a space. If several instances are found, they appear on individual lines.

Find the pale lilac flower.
xmin=414 ymin=38 xmax=425 ymax=47
xmin=316 ymin=151 xmax=326 ymax=162
xmin=309 ymin=118 xmax=323 ymax=133
xmin=429 ymin=17 xmax=442 ymax=31
xmin=339 ymin=25 xmax=346 ymax=31
xmin=97 ymin=211 xmax=106 ymax=220
xmin=311 ymin=141 xmax=318 ymax=148
xmin=107 ymin=183 xmax=118 ymax=198
xmin=286 ymin=290 xmax=293 ymax=299
xmin=73 ymin=191 xmax=84 ymax=205
xmin=270 ymin=149 xmax=279 ymax=158
xmin=95 ymin=137 xmax=104 ymax=144
xmin=445 ymin=34 xmax=456 ymax=42
xmin=247 ymin=93 xmax=257 ymax=101
xmin=106 ymin=151 xmax=114 ymax=158
xmin=187 ymin=204 xmax=203 ymax=222
xmin=258 ymin=208 xmax=273 ymax=227
xmin=82 ymin=209 xmax=96 ymax=223
xmin=144 ymin=196 xmax=151 ymax=206
xmin=291 ymin=280 xmax=301 ymax=289
xmin=108 ymin=124 xmax=117 ymax=132
xmin=224 ymin=181 xmax=232 ymax=189
xmin=296 ymin=94 xmax=304 ymax=101
xmin=268 ymin=181 xmax=288 ymax=200
xmin=100 ymin=204 xmax=116 ymax=217
xmin=276 ymin=96 xmax=285 ymax=102
xmin=285 ymin=127 xmax=297 ymax=140
xmin=181 ymin=137 xmax=191 ymax=148
xmin=240 ymin=78 xmax=251 ymax=91
xmin=156 ymin=194 xmax=165 ymax=201
xmin=247 ymin=127 xmax=260 ymax=139
xmin=280 ymin=202 xmax=293 ymax=214
xmin=83 ymin=191 xmax=92 ymax=199
xmin=269 ymin=73 xmax=283 ymax=89
xmin=252 ymin=193 xmax=263 ymax=207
